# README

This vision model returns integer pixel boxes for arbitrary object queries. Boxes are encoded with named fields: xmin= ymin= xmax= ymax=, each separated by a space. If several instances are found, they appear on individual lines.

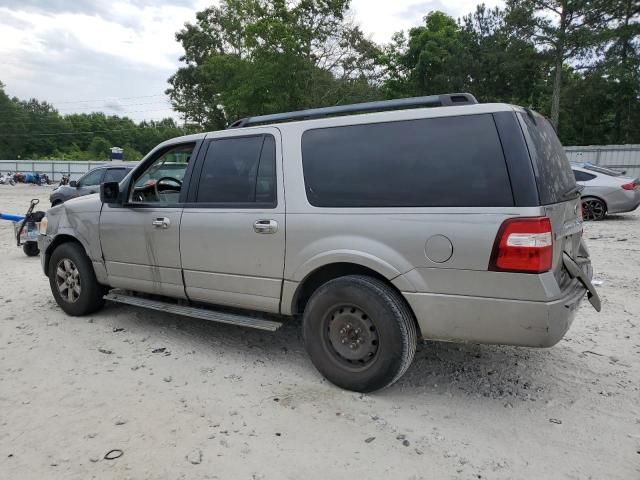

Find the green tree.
xmin=507 ymin=0 xmax=600 ymax=130
xmin=167 ymin=0 xmax=381 ymax=129
xmin=461 ymin=5 xmax=548 ymax=107
xmin=88 ymin=136 xmax=112 ymax=159
xmin=380 ymin=12 xmax=470 ymax=98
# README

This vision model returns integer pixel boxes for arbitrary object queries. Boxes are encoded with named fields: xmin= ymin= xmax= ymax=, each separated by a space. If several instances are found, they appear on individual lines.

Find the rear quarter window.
xmin=301 ymin=114 xmax=514 ymax=208
xmin=518 ymin=112 xmax=576 ymax=204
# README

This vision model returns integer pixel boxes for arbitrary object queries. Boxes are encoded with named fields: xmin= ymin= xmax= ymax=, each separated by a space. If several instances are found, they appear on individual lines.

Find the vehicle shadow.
xmin=600 ymin=213 xmax=639 ymax=222
xmin=96 ymin=302 xmax=570 ymax=402
xmin=395 ymin=340 xmax=559 ymax=402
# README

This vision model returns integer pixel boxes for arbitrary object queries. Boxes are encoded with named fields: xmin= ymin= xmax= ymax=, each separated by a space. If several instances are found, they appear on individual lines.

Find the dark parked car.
xmin=50 ymin=165 xmax=133 ymax=206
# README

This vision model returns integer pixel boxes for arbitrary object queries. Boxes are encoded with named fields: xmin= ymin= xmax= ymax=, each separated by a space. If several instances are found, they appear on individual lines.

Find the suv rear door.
xmin=518 ymin=111 xmax=584 ymax=287
xmin=180 ymin=128 xmax=285 ymax=313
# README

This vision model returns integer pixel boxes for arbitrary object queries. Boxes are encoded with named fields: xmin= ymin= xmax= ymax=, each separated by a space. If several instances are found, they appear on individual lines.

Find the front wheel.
xmin=302 ymin=275 xmax=417 ymax=393
xmin=582 ymin=197 xmax=607 ymax=221
xmin=48 ymin=242 xmax=107 ymax=316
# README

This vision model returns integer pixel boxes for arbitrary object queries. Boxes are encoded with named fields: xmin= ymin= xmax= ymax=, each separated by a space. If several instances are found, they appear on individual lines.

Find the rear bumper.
xmin=403 ymin=274 xmax=590 ymax=348
xmin=606 ymin=188 xmax=640 ymax=214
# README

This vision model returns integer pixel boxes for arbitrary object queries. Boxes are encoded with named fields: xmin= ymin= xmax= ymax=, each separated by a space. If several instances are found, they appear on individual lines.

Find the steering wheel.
xmin=154 ymin=176 xmax=182 ymax=201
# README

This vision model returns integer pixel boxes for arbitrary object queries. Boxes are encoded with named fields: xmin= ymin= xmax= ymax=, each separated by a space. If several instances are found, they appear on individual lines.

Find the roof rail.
xmin=227 ymin=93 xmax=478 ymax=129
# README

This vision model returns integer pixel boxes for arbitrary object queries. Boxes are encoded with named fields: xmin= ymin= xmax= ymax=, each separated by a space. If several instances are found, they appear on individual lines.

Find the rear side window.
xmin=573 ymin=170 xmax=596 ymax=182
xmin=518 ymin=112 xmax=576 ymax=204
xmin=103 ymin=168 xmax=129 ymax=183
xmin=196 ymin=135 xmax=276 ymax=205
xmin=301 ymin=114 xmax=513 ymax=207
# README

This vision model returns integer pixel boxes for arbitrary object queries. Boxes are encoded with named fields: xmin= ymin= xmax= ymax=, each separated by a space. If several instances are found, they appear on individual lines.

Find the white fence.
xmin=0 ymin=160 xmax=139 ymax=181
xmin=565 ymin=144 xmax=640 ymax=178
xmin=1 ymin=144 xmax=639 ymax=181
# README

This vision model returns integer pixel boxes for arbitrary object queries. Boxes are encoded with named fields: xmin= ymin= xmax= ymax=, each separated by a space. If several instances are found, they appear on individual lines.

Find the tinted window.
xmin=573 ymin=170 xmax=596 ymax=182
xmin=518 ymin=112 xmax=576 ymax=204
xmin=301 ymin=114 xmax=513 ymax=207
xmin=196 ymin=135 xmax=276 ymax=205
xmin=78 ymin=168 xmax=104 ymax=187
xmin=103 ymin=168 xmax=129 ymax=183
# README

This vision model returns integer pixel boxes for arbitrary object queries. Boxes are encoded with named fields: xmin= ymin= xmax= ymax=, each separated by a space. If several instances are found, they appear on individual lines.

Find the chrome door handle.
xmin=152 ymin=217 xmax=170 ymax=229
xmin=253 ymin=219 xmax=278 ymax=234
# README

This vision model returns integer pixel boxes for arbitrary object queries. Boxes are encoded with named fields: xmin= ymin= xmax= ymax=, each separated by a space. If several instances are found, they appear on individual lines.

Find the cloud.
xmin=0 ymin=0 xmax=198 ymax=17
xmin=1 ymin=0 xmax=499 ymax=123
xmin=397 ymin=0 xmax=451 ymax=21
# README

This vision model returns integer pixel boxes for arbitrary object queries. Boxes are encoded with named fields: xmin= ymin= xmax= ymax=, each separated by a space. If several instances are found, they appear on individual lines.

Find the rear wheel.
xmin=582 ymin=197 xmax=606 ymax=221
xmin=302 ymin=275 xmax=417 ymax=393
xmin=48 ymin=242 xmax=106 ymax=316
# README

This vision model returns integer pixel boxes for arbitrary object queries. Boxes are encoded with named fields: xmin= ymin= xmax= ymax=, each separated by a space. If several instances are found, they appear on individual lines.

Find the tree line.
xmin=1 ymin=0 xmax=638 ymax=161
xmin=168 ymin=0 xmax=639 ymax=145
xmin=0 ymin=84 xmax=196 ymax=160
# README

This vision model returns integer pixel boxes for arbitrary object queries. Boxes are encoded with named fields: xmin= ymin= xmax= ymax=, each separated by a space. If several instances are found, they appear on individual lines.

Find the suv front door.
xmin=180 ymin=129 xmax=285 ymax=313
xmin=99 ymin=142 xmax=198 ymax=298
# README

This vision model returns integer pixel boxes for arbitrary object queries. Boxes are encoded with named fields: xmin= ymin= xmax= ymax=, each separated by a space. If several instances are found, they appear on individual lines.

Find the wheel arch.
xmin=44 ymin=234 xmax=88 ymax=277
xmin=288 ymin=262 xmax=422 ymax=337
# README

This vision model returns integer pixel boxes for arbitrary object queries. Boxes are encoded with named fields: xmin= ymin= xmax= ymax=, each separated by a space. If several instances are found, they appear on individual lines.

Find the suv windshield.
xmin=518 ymin=111 xmax=576 ymax=204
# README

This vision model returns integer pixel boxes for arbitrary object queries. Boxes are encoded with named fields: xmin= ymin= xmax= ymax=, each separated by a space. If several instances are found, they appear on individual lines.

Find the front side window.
xmin=78 ymin=168 xmax=104 ymax=187
xmin=195 ymin=135 xmax=276 ymax=206
xmin=130 ymin=143 xmax=194 ymax=204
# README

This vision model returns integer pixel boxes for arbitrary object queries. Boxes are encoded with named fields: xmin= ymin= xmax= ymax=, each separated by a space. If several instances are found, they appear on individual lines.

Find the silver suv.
xmin=38 ymin=94 xmax=601 ymax=392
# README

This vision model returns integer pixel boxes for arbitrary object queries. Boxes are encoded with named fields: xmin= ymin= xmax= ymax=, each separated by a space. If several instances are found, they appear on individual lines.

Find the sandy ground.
xmin=0 ymin=183 xmax=638 ymax=480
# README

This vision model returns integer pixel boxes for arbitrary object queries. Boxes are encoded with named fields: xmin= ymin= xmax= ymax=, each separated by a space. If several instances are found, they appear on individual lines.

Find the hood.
xmin=56 ymin=193 xmax=103 ymax=213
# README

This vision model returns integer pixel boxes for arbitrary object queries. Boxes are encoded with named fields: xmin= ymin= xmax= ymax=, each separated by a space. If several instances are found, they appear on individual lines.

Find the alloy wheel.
xmin=55 ymin=258 xmax=82 ymax=303
xmin=582 ymin=198 xmax=605 ymax=221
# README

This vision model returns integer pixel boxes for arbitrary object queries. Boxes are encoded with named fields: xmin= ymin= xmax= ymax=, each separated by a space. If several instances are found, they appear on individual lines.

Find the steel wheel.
xmin=582 ymin=198 xmax=606 ymax=221
xmin=324 ymin=304 xmax=379 ymax=369
xmin=55 ymin=258 xmax=82 ymax=303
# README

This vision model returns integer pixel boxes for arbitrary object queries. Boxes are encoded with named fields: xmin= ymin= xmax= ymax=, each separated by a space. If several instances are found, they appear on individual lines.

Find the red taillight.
xmin=621 ymin=182 xmax=636 ymax=191
xmin=489 ymin=217 xmax=553 ymax=273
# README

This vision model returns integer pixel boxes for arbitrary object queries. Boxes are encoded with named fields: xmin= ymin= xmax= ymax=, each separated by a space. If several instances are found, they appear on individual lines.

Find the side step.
xmin=104 ymin=290 xmax=282 ymax=332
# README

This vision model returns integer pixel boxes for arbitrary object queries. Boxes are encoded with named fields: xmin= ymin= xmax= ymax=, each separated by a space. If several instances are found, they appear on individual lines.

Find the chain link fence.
xmin=0 ymin=160 xmax=139 ymax=181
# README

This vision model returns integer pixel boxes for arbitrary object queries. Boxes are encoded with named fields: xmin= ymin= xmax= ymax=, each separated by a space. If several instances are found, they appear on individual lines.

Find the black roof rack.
xmin=228 ymin=93 xmax=478 ymax=129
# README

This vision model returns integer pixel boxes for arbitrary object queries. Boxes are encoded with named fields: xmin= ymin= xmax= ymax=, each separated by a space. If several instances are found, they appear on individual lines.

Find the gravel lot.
xmin=0 ymin=183 xmax=638 ymax=480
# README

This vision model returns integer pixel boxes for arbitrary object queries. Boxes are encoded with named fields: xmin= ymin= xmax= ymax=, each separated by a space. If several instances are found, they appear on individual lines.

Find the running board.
xmin=104 ymin=290 xmax=282 ymax=332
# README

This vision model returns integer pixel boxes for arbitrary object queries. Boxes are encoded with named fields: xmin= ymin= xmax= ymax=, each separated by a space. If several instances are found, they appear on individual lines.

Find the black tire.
xmin=22 ymin=242 xmax=40 ymax=257
xmin=581 ymin=197 xmax=607 ymax=221
xmin=48 ymin=242 xmax=107 ymax=316
xmin=302 ymin=275 xmax=417 ymax=393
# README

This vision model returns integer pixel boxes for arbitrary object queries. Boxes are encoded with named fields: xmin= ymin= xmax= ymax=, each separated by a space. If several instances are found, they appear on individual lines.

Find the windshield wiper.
xmin=560 ymin=184 xmax=584 ymax=200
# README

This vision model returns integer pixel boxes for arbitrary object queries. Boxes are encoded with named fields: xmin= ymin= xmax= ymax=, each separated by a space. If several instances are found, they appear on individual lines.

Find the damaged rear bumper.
xmin=403 ymin=259 xmax=598 ymax=348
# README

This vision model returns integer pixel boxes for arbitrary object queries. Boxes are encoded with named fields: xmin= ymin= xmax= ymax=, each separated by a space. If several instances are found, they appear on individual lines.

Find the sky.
xmin=0 ymin=0 xmax=503 ymax=122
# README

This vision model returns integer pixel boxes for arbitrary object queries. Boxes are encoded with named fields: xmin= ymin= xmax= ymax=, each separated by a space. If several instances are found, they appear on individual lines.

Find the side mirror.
xmin=100 ymin=182 xmax=120 ymax=204
xmin=69 ymin=180 xmax=78 ymax=187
